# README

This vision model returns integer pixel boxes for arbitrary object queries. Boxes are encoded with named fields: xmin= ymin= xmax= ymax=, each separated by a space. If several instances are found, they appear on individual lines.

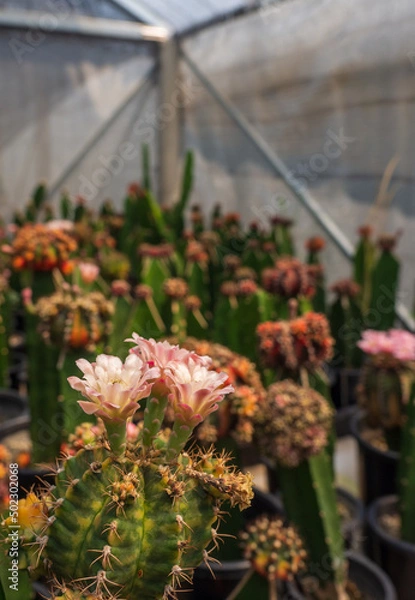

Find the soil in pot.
xmin=367 ymin=495 xmax=415 ymax=600
xmin=350 ymin=411 xmax=399 ymax=505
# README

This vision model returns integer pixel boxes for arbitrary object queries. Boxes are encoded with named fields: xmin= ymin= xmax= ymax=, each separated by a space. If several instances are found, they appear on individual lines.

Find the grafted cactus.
xmin=2 ymin=336 xmax=253 ymax=600
xmin=255 ymin=381 xmax=347 ymax=598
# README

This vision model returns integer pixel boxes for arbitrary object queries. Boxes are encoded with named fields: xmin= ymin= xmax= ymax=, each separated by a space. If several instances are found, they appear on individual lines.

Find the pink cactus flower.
xmin=21 ymin=287 xmax=33 ymax=306
xmin=68 ymin=354 xmax=159 ymax=422
xmin=78 ymin=262 xmax=100 ymax=285
xmin=127 ymin=333 xmax=212 ymax=370
xmin=165 ymin=358 xmax=234 ymax=427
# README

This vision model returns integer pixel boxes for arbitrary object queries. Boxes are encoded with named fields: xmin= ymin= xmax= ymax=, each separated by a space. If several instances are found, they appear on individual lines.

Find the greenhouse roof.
xmin=111 ymin=0 xmax=261 ymax=34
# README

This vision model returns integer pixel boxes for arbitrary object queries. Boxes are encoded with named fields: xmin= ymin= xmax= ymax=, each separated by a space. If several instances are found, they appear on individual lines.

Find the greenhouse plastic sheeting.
xmin=0 ymin=31 xmax=157 ymax=218
xmin=182 ymin=0 xmax=415 ymax=311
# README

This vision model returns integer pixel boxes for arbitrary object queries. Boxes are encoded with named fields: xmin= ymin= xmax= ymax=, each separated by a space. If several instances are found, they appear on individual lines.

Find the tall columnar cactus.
xmin=353 ymin=226 xmax=375 ymax=314
xmin=369 ymin=234 xmax=400 ymax=331
xmin=270 ymin=216 xmax=295 ymax=256
xmin=0 ymin=274 xmax=14 ymax=388
xmin=255 ymin=381 xmax=347 ymax=598
xmin=398 ymin=382 xmax=415 ymax=543
xmin=2 ymin=336 xmax=253 ymax=600
xmin=234 ymin=279 xmax=273 ymax=363
xmin=32 ymin=282 xmax=114 ymax=440
xmin=140 ymin=244 xmax=175 ymax=310
xmin=212 ymin=281 xmax=239 ymax=350
xmin=305 ymin=236 xmax=326 ymax=314
xmin=329 ymin=279 xmax=363 ymax=369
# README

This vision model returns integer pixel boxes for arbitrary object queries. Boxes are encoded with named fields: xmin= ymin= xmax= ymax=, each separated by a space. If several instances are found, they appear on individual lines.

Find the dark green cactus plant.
xmin=353 ymin=226 xmax=375 ymax=315
xmin=1 ymin=336 xmax=253 ymax=600
xmin=368 ymin=234 xmax=400 ymax=331
xmin=329 ymin=279 xmax=363 ymax=369
xmin=305 ymin=236 xmax=326 ymax=315
xmin=255 ymin=380 xmax=347 ymax=598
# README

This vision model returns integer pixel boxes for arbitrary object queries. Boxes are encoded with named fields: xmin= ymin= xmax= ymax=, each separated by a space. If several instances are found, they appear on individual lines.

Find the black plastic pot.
xmin=330 ymin=367 xmax=361 ymax=409
xmin=0 ymin=416 xmax=55 ymax=498
xmin=191 ymin=488 xmax=283 ymax=600
xmin=335 ymin=404 xmax=360 ymax=438
xmin=337 ymin=487 xmax=365 ymax=551
xmin=367 ymin=495 xmax=415 ymax=600
xmin=8 ymin=351 xmax=27 ymax=391
xmin=33 ymin=581 xmax=51 ymax=599
xmin=0 ymin=389 xmax=28 ymax=437
xmin=350 ymin=411 xmax=399 ymax=505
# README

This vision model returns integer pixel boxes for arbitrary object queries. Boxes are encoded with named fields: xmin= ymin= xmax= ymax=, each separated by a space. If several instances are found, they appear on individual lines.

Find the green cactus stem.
xmin=278 ymin=454 xmax=346 ymax=592
xmin=234 ymin=282 xmax=273 ymax=363
xmin=16 ymin=443 xmax=252 ymax=600
xmin=329 ymin=280 xmax=363 ymax=369
xmin=26 ymin=312 xmax=62 ymax=464
xmin=353 ymin=226 xmax=375 ymax=314
xmin=255 ymin=381 xmax=346 ymax=597
xmin=368 ymin=235 xmax=400 ymax=331
xmin=169 ymin=151 xmax=194 ymax=240
xmin=212 ymin=283 xmax=239 ymax=350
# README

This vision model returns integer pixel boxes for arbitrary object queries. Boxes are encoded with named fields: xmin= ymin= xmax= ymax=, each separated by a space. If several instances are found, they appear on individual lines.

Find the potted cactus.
xmin=353 ymin=329 xmax=415 ymax=600
xmin=0 ymin=335 xmax=253 ymax=600
xmin=254 ymin=380 xmax=396 ymax=600
xmin=351 ymin=329 xmax=415 ymax=505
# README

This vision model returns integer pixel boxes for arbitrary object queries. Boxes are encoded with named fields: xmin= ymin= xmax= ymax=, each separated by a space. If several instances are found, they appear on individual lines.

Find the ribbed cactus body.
xmin=42 ymin=447 xmax=234 ymax=599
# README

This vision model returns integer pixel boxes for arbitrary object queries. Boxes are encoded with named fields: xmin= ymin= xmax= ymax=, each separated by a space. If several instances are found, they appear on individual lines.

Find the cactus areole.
xmin=4 ymin=336 xmax=253 ymax=600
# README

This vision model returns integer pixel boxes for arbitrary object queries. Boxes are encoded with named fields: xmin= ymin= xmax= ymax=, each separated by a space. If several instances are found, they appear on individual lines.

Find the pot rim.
xmin=350 ymin=410 xmax=400 ymax=461
xmin=367 ymin=495 xmax=415 ymax=557
xmin=345 ymin=550 xmax=397 ymax=600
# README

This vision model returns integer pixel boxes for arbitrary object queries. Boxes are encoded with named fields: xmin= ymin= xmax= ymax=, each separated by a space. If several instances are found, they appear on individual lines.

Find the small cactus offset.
xmin=3 ymin=336 xmax=253 ymax=600
xmin=255 ymin=381 xmax=347 ymax=598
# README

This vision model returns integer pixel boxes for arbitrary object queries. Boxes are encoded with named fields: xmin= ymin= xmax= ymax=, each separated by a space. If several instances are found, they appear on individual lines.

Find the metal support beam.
xmin=0 ymin=10 xmax=169 ymax=42
xmin=179 ymin=1 xmax=278 ymax=39
xmin=158 ymin=38 xmax=181 ymax=206
xmin=181 ymin=49 xmax=415 ymax=331
xmin=109 ymin=0 xmax=172 ymax=31
xmin=47 ymin=66 xmax=157 ymax=199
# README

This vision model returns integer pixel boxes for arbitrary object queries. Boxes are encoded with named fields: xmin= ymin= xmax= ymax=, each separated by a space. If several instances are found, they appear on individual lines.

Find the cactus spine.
xmin=6 ymin=337 xmax=253 ymax=600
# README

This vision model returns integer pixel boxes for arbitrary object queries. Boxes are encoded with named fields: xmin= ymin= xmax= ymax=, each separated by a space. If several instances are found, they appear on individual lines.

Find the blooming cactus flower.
xmin=78 ymin=261 xmax=100 ymax=285
xmin=68 ymin=354 xmax=159 ymax=422
xmin=128 ymin=333 xmax=212 ymax=370
xmin=166 ymin=358 xmax=234 ymax=428
xmin=358 ymin=329 xmax=415 ymax=362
